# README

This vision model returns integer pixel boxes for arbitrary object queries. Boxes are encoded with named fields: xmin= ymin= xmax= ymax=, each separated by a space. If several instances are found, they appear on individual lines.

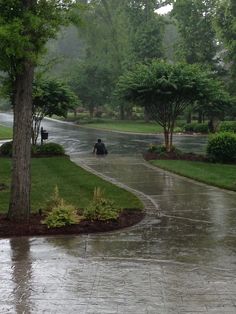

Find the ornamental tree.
xmin=0 ymin=0 xmax=79 ymax=221
xmin=32 ymin=79 xmax=78 ymax=144
xmin=117 ymin=60 xmax=231 ymax=151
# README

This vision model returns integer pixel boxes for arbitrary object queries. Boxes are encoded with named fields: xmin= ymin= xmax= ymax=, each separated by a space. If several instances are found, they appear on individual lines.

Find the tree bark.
xmin=8 ymin=61 xmax=34 ymax=221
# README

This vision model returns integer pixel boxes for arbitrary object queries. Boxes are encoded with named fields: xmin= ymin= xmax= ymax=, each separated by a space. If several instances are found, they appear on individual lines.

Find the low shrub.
xmin=83 ymin=198 xmax=120 ymax=221
xmin=42 ymin=202 xmax=81 ymax=228
xmin=83 ymin=187 xmax=121 ymax=221
xmin=35 ymin=142 xmax=65 ymax=156
xmin=219 ymin=121 xmax=236 ymax=133
xmin=0 ymin=142 xmax=65 ymax=157
xmin=147 ymin=144 xmax=182 ymax=156
xmin=174 ymin=126 xmax=183 ymax=133
xmin=183 ymin=123 xmax=209 ymax=133
xmin=207 ymin=132 xmax=236 ymax=162
xmin=148 ymin=144 xmax=166 ymax=153
xmin=0 ymin=141 xmax=13 ymax=156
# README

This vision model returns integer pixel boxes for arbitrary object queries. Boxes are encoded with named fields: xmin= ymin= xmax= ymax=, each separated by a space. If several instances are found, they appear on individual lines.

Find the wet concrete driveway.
xmin=0 ymin=114 xmax=236 ymax=313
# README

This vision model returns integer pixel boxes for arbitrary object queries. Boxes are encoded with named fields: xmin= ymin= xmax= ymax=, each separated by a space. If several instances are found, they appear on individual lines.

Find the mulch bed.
xmin=143 ymin=151 xmax=207 ymax=162
xmin=0 ymin=209 xmax=145 ymax=238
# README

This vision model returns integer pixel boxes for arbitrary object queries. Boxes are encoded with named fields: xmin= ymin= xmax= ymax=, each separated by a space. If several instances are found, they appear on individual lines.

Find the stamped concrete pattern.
xmin=0 ymin=113 xmax=236 ymax=314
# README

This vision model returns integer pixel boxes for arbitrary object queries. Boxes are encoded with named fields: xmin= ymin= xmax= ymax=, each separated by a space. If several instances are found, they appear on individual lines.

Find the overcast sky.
xmin=156 ymin=4 xmax=173 ymax=15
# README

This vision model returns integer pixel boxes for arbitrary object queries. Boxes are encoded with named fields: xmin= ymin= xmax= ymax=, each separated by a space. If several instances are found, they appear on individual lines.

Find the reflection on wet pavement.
xmin=1 ymin=113 xmax=236 ymax=313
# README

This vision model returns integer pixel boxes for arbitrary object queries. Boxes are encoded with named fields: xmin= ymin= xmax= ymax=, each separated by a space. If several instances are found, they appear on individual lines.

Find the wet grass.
xmin=150 ymin=160 xmax=236 ymax=191
xmin=0 ymin=157 xmax=143 ymax=213
xmin=81 ymin=119 xmax=163 ymax=133
xmin=0 ymin=125 xmax=12 ymax=140
xmin=54 ymin=115 xmax=164 ymax=133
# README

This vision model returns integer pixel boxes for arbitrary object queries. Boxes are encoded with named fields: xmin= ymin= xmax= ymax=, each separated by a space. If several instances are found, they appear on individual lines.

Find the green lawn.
xmin=150 ymin=160 xmax=236 ymax=191
xmin=0 ymin=125 xmax=12 ymax=140
xmin=53 ymin=114 xmax=164 ymax=133
xmin=82 ymin=119 xmax=163 ymax=133
xmin=0 ymin=157 xmax=143 ymax=213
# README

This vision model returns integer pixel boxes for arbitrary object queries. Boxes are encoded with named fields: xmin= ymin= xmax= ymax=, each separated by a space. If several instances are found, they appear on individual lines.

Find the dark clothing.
xmin=94 ymin=142 xmax=107 ymax=155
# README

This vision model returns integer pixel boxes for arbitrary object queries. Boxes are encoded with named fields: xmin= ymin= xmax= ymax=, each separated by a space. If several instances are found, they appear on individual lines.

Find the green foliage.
xmin=35 ymin=143 xmax=65 ymax=156
xmin=0 ymin=0 xmax=78 ymax=73
xmin=0 ymin=141 xmax=12 ymax=156
xmin=42 ymin=201 xmax=80 ymax=228
xmin=215 ymin=0 xmax=236 ymax=93
xmin=219 ymin=121 xmax=236 ymax=133
xmin=0 ymin=142 xmax=65 ymax=157
xmin=148 ymin=144 xmax=166 ymax=153
xmin=131 ymin=12 xmax=165 ymax=62
xmin=173 ymin=126 xmax=183 ymax=133
xmin=42 ymin=185 xmax=81 ymax=228
xmin=183 ymin=123 xmax=209 ymax=133
xmin=68 ymin=62 xmax=113 ymax=116
xmin=83 ymin=187 xmax=120 ymax=221
xmin=172 ymin=0 xmax=218 ymax=68
xmin=33 ymin=78 xmax=78 ymax=117
xmin=32 ymin=78 xmax=79 ymax=144
xmin=117 ymin=60 xmax=229 ymax=150
xmin=207 ymin=132 xmax=236 ymax=162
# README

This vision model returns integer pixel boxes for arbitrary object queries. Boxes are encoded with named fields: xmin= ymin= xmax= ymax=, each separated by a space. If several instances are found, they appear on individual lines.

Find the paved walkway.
xmin=1 ymin=153 xmax=236 ymax=314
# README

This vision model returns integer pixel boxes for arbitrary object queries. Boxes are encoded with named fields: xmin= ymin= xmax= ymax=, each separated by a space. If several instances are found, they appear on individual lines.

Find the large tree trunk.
xmin=208 ymin=116 xmax=220 ymax=133
xmin=8 ymin=61 xmax=34 ymax=221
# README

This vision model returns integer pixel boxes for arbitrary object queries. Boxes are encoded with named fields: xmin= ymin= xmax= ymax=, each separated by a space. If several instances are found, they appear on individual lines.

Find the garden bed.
xmin=143 ymin=151 xmax=207 ymax=162
xmin=0 ymin=209 xmax=144 ymax=238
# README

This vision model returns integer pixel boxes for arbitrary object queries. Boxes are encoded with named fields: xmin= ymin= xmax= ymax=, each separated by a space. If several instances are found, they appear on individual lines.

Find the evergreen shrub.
xmin=219 ymin=121 xmax=236 ymax=133
xmin=83 ymin=187 xmax=121 ymax=221
xmin=43 ymin=202 xmax=80 ymax=228
xmin=36 ymin=142 xmax=65 ymax=155
xmin=184 ymin=123 xmax=209 ymax=133
xmin=207 ymin=132 xmax=236 ymax=162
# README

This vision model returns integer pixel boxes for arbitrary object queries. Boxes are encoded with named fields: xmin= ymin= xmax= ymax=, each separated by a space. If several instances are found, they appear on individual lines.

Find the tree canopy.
xmin=117 ymin=60 xmax=231 ymax=150
xmin=215 ymin=0 xmax=236 ymax=93
xmin=32 ymin=78 xmax=78 ymax=144
xmin=0 ymin=0 xmax=79 ymax=221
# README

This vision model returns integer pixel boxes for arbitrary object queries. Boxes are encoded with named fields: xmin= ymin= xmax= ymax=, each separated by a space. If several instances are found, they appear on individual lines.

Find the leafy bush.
xmin=207 ymin=132 xmax=236 ymax=162
xmin=184 ymin=123 xmax=209 ymax=133
xmin=42 ymin=202 xmax=81 ymax=228
xmin=83 ymin=199 xmax=120 ymax=221
xmin=83 ymin=187 xmax=121 ymax=221
xmin=147 ymin=144 xmax=182 ymax=156
xmin=36 ymin=142 xmax=65 ymax=155
xmin=174 ymin=126 xmax=183 ymax=133
xmin=0 ymin=142 xmax=65 ymax=157
xmin=148 ymin=144 xmax=166 ymax=153
xmin=0 ymin=141 xmax=12 ymax=156
xmin=219 ymin=121 xmax=236 ymax=133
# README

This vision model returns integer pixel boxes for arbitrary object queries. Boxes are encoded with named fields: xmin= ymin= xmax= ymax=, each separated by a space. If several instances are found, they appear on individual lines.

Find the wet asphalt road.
xmin=0 ymin=113 xmax=236 ymax=314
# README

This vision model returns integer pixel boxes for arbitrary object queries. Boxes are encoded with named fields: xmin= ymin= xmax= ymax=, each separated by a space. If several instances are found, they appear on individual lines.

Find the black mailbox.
xmin=41 ymin=131 xmax=48 ymax=140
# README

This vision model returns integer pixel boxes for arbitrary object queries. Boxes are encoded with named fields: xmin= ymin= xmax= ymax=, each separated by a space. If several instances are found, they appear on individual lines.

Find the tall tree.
xmin=70 ymin=0 xmax=168 ymax=119
xmin=69 ymin=61 xmax=112 ymax=117
xmin=171 ymin=0 xmax=218 ymax=68
xmin=0 ymin=0 xmax=78 ymax=221
xmin=215 ymin=0 xmax=236 ymax=94
xmin=126 ymin=0 xmax=166 ymax=62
